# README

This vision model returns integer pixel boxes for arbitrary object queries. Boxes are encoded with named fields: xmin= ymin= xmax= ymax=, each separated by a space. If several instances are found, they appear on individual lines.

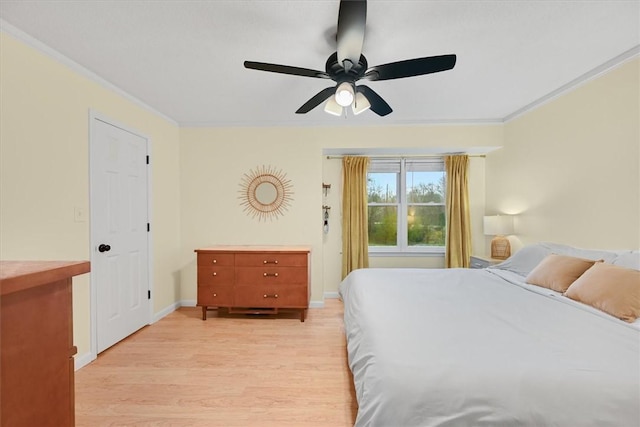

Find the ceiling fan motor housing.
xmin=325 ymin=52 xmax=368 ymax=85
xmin=243 ymin=0 xmax=455 ymax=116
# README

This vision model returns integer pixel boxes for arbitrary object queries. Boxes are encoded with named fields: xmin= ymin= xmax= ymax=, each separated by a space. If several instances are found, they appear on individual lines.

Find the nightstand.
xmin=470 ymin=255 xmax=503 ymax=269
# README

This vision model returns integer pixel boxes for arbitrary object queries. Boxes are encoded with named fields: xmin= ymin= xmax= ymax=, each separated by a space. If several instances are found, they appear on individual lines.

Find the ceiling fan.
xmin=244 ymin=0 xmax=456 ymax=117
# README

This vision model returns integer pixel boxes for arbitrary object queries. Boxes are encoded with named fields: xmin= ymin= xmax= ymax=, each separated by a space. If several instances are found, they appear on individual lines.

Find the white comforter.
xmin=339 ymin=268 xmax=639 ymax=427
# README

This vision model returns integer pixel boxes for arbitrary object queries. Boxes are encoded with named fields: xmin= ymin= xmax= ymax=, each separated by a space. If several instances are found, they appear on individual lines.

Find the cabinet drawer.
xmin=469 ymin=260 xmax=488 ymax=269
xmin=234 ymin=285 xmax=308 ymax=308
xmin=197 ymin=253 xmax=234 ymax=266
xmin=235 ymin=253 xmax=307 ymax=267
xmin=469 ymin=256 xmax=496 ymax=269
xmin=198 ymin=285 xmax=233 ymax=306
xmin=235 ymin=267 xmax=308 ymax=286
xmin=197 ymin=266 xmax=234 ymax=286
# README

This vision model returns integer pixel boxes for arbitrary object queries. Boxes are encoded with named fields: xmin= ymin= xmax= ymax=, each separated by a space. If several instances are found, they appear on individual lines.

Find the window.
xmin=367 ymin=158 xmax=446 ymax=253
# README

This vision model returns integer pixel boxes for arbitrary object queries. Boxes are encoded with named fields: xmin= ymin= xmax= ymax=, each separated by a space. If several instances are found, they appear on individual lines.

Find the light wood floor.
xmin=75 ymin=299 xmax=357 ymax=427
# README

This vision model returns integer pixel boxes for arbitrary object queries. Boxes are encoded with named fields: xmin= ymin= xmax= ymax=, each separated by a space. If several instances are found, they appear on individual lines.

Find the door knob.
xmin=98 ymin=244 xmax=111 ymax=253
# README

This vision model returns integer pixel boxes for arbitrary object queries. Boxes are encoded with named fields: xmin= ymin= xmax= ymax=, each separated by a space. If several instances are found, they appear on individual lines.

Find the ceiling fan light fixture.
xmin=335 ymin=82 xmax=355 ymax=107
xmin=324 ymin=97 xmax=343 ymax=116
xmin=244 ymin=0 xmax=456 ymax=117
xmin=352 ymin=92 xmax=371 ymax=115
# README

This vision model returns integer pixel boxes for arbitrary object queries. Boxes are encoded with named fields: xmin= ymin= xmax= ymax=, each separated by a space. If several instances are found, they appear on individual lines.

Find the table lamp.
xmin=483 ymin=215 xmax=514 ymax=259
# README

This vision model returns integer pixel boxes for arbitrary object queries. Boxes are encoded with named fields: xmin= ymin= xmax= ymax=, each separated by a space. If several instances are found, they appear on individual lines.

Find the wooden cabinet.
xmin=195 ymin=246 xmax=311 ymax=322
xmin=0 ymin=260 xmax=90 ymax=427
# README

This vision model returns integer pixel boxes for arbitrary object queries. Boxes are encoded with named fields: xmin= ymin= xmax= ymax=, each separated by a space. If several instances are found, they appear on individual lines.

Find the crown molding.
xmin=0 ymin=19 xmax=179 ymax=127
xmin=503 ymin=45 xmax=640 ymax=123
xmin=2 ymin=18 xmax=636 ymax=129
xmin=177 ymin=117 xmax=504 ymax=128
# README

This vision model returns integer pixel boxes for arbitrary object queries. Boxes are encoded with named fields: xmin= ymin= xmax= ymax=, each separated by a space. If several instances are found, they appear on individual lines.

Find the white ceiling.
xmin=1 ymin=1 xmax=638 ymax=127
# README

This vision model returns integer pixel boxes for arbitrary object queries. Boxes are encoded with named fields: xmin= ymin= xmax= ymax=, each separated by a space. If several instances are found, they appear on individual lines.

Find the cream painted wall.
xmin=180 ymin=126 xmax=501 ymax=301
xmin=486 ymin=57 xmax=640 ymax=251
xmin=0 ymin=33 xmax=182 ymax=359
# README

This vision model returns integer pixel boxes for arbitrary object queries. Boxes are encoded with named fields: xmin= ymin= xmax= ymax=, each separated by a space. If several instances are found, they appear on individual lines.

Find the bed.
xmin=339 ymin=243 xmax=640 ymax=427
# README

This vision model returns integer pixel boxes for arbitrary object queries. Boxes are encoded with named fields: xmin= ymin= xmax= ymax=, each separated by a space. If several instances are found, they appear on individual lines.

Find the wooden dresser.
xmin=0 ymin=260 xmax=90 ymax=427
xmin=195 ymin=246 xmax=311 ymax=322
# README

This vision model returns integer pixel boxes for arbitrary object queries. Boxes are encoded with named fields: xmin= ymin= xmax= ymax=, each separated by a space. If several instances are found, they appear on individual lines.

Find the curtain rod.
xmin=325 ymin=154 xmax=486 ymax=160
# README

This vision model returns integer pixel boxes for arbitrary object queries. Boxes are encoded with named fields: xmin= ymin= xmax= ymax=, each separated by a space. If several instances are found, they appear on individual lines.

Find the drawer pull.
xmin=263 ymin=272 xmax=279 ymax=277
xmin=212 ymin=259 xmax=217 ymax=264
xmin=212 ymin=272 xmax=217 ymax=276
xmin=263 ymin=294 xmax=279 ymax=298
xmin=212 ymin=293 xmax=217 ymax=297
xmin=263 ymin=260 xmax=279 ymax=265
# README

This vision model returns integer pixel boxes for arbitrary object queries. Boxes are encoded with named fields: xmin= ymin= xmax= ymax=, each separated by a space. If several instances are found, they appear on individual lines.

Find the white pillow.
xmin=542 ymin=242 xmax=619 ymax=263
xmin=490 ymin=242 xmax=620 ymax=277
xmin=612 ymin=251 xmax=640 ymax=271
xmin=489 ymin=243 xmax=552 ymax=277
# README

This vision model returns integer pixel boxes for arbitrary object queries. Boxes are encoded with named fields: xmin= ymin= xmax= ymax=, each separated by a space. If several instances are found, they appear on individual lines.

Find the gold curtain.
xmin=341 ymin=156 xmax=370 ymax=279
xmin=445 ymin=155 xmax=471 ymax=268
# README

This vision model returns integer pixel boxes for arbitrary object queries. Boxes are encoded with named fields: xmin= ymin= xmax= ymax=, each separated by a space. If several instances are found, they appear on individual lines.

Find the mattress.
xmin=339 ymin=266 xmax=640 ymax=427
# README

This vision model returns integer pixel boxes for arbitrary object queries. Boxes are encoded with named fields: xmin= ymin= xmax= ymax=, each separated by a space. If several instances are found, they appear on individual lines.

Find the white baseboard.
xmin=162 ymin=298 xmax=330 ymax=313
xmin=179 ymin=299 xmax=326 ymax=308
xmin=152 ymin=299 xmax=196 ymax=323
xmin=176 ymin=299 xmax=329 ymax=309
xmin=323 ymin=291 xmax=340 ymax=299
xmin=74 ymin=351 xmax=96 ymax=371
xmin=152 ymin=301 xmax=180 ymax=323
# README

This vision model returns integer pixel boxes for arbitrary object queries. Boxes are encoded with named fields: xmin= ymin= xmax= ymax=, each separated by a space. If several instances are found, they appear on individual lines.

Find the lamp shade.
xmin=483 ymin=215 xmax=514 ymax=236
xmin=324 ymin=97 xmax=343 ymax=116
xmin=352 ymin=92 xmax=371 ymax=115
xmin=335 ymin=82 xmax=354 ymax=107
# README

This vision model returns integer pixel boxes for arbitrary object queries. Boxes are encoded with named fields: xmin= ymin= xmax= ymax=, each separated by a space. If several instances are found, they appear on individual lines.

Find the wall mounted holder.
xmin=322 ymin=205 xmax=331 ymax=234
xmin=322 ymin=183 xmax=331 ymax=197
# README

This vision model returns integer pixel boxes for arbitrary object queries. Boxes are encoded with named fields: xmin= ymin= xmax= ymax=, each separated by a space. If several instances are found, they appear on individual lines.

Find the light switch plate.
xmin=74 ymin=206 xmax=86 ymax=222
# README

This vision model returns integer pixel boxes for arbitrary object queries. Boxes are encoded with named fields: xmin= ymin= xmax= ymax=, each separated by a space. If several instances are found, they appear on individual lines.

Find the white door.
xmin=90 ymin=116 xmax=150 ymax=353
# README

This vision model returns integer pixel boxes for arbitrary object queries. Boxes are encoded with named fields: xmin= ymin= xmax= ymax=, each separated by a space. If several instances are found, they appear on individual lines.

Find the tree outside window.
xmin=368 ymin=159 xmax=445 ymax=252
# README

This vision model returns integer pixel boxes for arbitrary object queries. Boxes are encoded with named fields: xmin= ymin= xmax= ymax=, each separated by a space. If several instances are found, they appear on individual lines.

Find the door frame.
xmin=87 ymin=109 xmax=153 ymax=363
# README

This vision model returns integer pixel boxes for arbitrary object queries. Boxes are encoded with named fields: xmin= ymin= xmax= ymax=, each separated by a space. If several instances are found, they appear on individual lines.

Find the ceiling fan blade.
xmin=357 ymin=85 xmax=392 ymax=116
xmin=296 ymin=87 xmax=336 ymax=114
xmin=337 ymin=0 xmax=367 ymax=68
xmin=244 ymin=61 xmax=330 ymax=79
xmin=364 ymin=54 xmax=456 ymax=81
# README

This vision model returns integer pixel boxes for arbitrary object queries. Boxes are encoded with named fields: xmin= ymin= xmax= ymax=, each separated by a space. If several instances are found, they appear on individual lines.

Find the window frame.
xmin=368 ymin=157 xmax=446 ymax=255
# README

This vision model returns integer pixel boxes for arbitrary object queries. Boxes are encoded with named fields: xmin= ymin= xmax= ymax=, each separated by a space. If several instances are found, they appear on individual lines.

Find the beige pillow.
xmin=525 ymin=254 xmax=598 ymax=292
xmin=564 ymin=262 xmax=640 ymax=323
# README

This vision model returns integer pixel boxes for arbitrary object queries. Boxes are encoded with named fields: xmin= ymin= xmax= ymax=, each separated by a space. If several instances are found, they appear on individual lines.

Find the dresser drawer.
xmin=198 ymin=285 xmax=233 ymax=306
xmin=235 ymin=253 xmax=307 ymax=267
xmin=234 ymin=285 xmax=308 ymax=308
xmin=235 ymin=267 xmax=307 ymax=286
xmin=197 ymin=266 xmax=234 ymax=286
xmin=197 ymin=253 xmax=234 ymax=266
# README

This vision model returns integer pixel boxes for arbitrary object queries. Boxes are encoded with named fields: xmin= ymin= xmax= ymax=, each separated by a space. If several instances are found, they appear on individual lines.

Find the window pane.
xmin=407 ymin=205 xmax=446 ymax=246
xmin=368 ymin=206 xmax=398 ymax=246
xmin=406 ymin=171 xmax=445 ymax=203
xmin=368 ymin=172 xmax=398 ymax=203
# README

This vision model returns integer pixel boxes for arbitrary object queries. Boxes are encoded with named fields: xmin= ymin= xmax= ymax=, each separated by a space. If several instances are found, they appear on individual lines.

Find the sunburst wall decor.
xmin=239 ymin=165 xmax=294 ymax=221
